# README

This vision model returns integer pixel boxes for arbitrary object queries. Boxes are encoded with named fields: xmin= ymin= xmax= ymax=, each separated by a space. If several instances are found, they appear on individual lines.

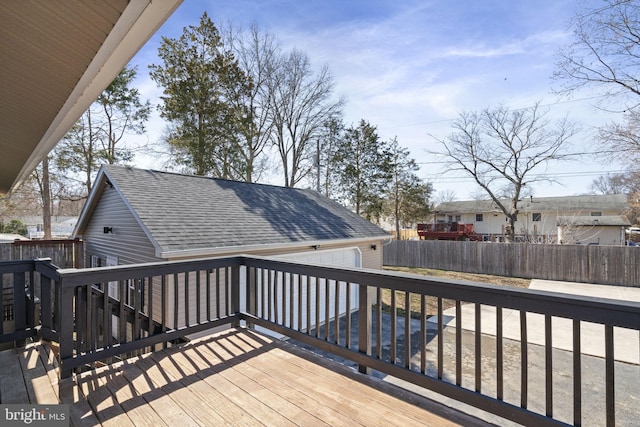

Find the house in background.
xmin=431 ymin=194 xmax=629 ymax=244
xmin=73 ymin=165 xmax=390 ymax=329
xmin=12 ymin=216 xmax=79 ymax=239
xmin=557 ymin=215 xmax=630 ymax=245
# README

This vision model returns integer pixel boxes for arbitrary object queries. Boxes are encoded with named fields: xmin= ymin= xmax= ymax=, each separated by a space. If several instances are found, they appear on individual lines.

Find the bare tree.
xmin=591 ymin=173 xmax=629 ymax=195
xmin=434 ymin=189 xmax=457 ymax=205
xmin=223 ymin=23 xmax=278 ymax=182
xmin=554 ymin=0 xmax=640 ymax=162
xmin=591 ymin=170 xmax=640 ymax=224
xmin=434 ymin=102 xmax=578 ymax=242
xmin=268 ymin=49 xmax=343 ymax=187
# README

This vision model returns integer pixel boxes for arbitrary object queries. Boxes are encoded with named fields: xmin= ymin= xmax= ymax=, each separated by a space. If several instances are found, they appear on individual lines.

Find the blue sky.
xmin=129 ymin=0 xmax=623 ymax=200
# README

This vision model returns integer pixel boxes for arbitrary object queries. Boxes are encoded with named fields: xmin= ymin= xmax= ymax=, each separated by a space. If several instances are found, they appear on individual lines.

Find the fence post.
xmin=358 ymin=283 xmax=372 ymax=374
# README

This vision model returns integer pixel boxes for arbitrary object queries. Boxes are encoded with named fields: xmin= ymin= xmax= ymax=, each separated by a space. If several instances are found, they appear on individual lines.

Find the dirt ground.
xmin=380 ymin=266 xmax=530 ymax=316
xmin=383 ymin=266 xmax=530 ymax=289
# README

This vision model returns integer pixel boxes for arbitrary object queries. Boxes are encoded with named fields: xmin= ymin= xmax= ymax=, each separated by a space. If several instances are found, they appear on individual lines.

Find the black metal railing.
xmin=1 ymin=255 xmax=638 ymax=427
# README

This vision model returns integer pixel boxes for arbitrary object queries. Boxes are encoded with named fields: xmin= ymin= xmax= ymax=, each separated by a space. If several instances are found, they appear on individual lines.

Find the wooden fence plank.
xmin=383 ymin=240 xmax=639 ymax=287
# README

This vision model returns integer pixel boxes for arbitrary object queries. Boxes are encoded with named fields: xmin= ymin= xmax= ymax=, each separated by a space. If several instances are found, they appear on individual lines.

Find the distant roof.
xmin=557 ymin=215 xmax=631 ymax=227
xmin=435 ymin=194 xmax=629 ymax=214
xmin=75 ymin=166 xmax=389 ymax=257
xmin=0 ymin=233 xmax=28 ymax=243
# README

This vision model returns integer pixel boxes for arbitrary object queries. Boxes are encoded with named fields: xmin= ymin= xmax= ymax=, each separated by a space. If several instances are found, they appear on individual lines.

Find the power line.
xmin=393 ymin=95 xmax=609 ymax=129
xmin=422 ymin=169 xmax=627 ymax=184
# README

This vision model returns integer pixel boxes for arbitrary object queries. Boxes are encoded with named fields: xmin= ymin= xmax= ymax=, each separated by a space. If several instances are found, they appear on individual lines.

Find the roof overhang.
xmin=161 ymin=236 xmax=392 ymax=260
xmin=0 ymin=0 xmax=182 ymax=195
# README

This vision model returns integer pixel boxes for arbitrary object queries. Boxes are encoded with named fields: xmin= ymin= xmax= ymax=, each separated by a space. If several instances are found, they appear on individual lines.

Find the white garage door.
xmin=258 ymin=248 xmax=362 ymax=335
xmin=276 ymin=247 xmax=361 ymax=268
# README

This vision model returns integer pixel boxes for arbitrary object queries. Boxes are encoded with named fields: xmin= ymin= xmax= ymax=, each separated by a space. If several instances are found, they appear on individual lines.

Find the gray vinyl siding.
xmin=80 ymin=184 xmax=159 ymax=266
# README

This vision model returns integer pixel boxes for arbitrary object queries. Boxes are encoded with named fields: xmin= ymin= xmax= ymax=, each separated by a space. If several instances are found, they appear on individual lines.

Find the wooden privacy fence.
xmin=383 ymin=240 xmax=640 ymax=287
xmin=0 ymin=238 xmax=83 ymax=268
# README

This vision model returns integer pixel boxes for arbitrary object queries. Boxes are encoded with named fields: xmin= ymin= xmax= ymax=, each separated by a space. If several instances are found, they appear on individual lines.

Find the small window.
xmin=476 ymin=214 xmax=483 ymax=222
xmin=532 ymin=213 xmax=541 ymax=222
xmin=591 ymin=212 xmax=602 ymax=217
xmin=455 ymin=215 xmax=461 ymax=222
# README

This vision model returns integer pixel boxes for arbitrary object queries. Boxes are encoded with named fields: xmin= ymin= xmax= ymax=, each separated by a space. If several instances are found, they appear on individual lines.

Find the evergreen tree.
xmin=334 ymin=120 xmax=392 ymax=220
xmin=149 ymin=12 xmax=252 ymax=178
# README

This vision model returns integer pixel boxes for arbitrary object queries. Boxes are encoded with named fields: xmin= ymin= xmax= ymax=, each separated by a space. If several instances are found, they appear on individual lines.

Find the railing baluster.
xmin=282 ymin=271 xmax=287 ymax=326
xmin=75 ymin=286 xmax=84 ymax=355
xmin=173 ymin=273 xmax=179 ymax=330
xmin=497 ymin=306 xmax=503 ymax=401
xmin=455 ymin=300 xmax=462 ymax=386
xmin=475 ymin=302 xmax=482 ymax=393
xmin=103 ymin=280 xmax=111 ymax=350
xmin=297 ymin=274 xmax=302 ymax=332
xmin=605 ymin=324 xmax=615 ymax=427
xmin=420 ymin=294 xmax=426 ymax=374
xmin=289 ymin=272 xmax=294 ymax=328
xmin=12 ymin=271 xmax=26 ymax=335
xmin=147 ymin=275 xmax=153 ymax=331
xmin=376 ymin=287 xmax=382 ymax=359
xmin=573 ymin=318 xmax=581 ymax=426
xmin=334 ymin=280 xmax=340 ymax=344
xmin=206 ymin=270 xmax=211 ymax=321
xmin=227 ymin=267 xmax=232 ymax=317
xmin=437 ymin=297 xmax=443 ymax=380
xmin=404 ymin=291 xmax=411 ymax=369
xmin=134 ymin=279 xmax=142 ymax=341
xmin=260 ymin=269 xmax=265 ymax=320
xmin=358 ymin=282 xmax=371 ymax=375
xmin=275 ymin=271 xmax=280 ymax=324
xmin=520 ymin=310 xmax=528 ymax=409
xmin=119 ymin=280 xmax=126 ymax=344
xmin=87 ymin=286 xmax=94 ymax=353
xmin=41 ymin=273 xmax=52 ymax=334
xmin=306 ymin=275 xmax=311 ymax=333
xmin=315 ymin=277 xmax=320 ymax=339
xmin=216 ymin=268 xmax=221 ymax=320
xmin=184 ymin=272 xmax=190 ymax=327
xmin=196 ymin=270 xmax=201 ymax=324
xmin=161 ymin=275 xmax=167 ymax=349
xmin=325 ymin=278 xmax=330 ymax=341
xmin=391 ymin=290 xmax=397 ymax=364
xmin=545 ymin=314 xmax=553 ymax=418
xmin=267 ymin=269 xmax=272 ymax=322
xmin=346 ymin=282 xmax=352 ymax=349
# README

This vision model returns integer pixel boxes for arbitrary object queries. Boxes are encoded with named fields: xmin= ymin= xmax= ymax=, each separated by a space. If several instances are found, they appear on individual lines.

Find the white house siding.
xmin=446 ymin=209 xmax=627 ymax=242
xmin=558 ymin=226 xmax=625 ymax=245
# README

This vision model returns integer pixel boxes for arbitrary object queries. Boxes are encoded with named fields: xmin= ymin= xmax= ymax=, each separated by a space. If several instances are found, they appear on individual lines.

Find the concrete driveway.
xmin=429 ymin=279 xmax=640 ymax=364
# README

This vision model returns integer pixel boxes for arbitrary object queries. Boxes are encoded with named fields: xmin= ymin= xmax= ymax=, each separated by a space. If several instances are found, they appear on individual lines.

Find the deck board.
xmin=1 ymin=329 xmax=490 ymax=426
xmin=0 ymin=346 xmax=30 ymax=403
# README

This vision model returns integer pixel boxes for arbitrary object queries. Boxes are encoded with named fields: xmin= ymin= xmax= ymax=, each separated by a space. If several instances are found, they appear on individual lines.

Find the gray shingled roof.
xmin=556 ymin=215 xmax=630 ymax=227
xmin=97 ymin=165 xmax=388 ymax=254
xmin=435 ymin=194 xmax=629 ymax=214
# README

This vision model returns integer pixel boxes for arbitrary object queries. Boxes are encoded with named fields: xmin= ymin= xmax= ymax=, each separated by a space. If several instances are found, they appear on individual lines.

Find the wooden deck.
xmin=0 ymin=328 xmax=489 ymax=426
